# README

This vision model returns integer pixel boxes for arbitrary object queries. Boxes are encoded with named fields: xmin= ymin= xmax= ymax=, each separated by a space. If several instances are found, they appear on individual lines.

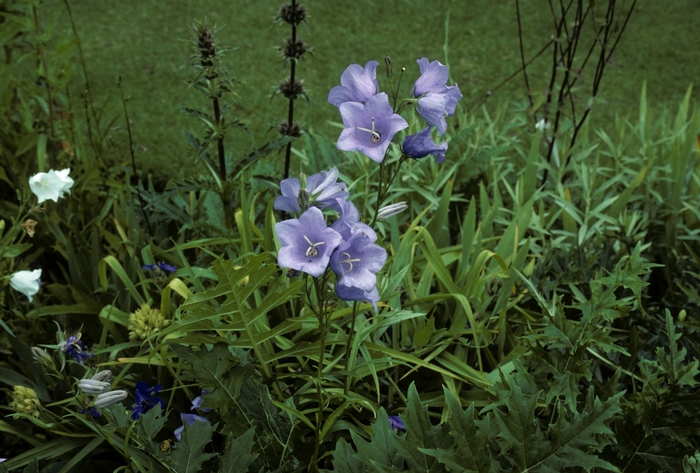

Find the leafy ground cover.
xmin=1 ymin=0 xmax=700 ymax=472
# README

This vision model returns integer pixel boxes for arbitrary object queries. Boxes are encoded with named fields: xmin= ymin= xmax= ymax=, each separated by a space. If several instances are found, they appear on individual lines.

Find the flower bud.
xmin=128 ymin=303 xmax=170 ymax=341
xmin=277 ymin=120 xmax=302 ymax=138
xmin=279 ymin=78 xmax=305 ymax=100
xmin=31 ymin=347 xmax=52 ymax=367
xmin=377 ymin=202 xmax=408 ymax=220
xmin=94 ymin=390 xmax=128 ymax=409
xmin=384 ymin=55 xmax=393 ymax=78
xmin=282 ymin=37 xmax=307 ymax=60
xmin=78 ymin=378 xmax=111 ymax=394
xmin=277 ymin=3 xmax=307 ymax=25
xmin=10 ymin=386 xmax=41 ymax=417
xmin=91 ymin=370 xmax=113 ymax=383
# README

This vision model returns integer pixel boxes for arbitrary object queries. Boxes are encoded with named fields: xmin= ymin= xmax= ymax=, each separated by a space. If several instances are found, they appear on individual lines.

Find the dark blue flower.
xmin=60 ymin=333 xmax=93 ymax=365
xmin=79 ymin=407 xmax=101 ymax=418
xmin=142 ymin=262 xmax=177 ymax=273
xmin=403 ymin=126 xmax=448 ymax=164
xmin=389 ymin=415 xmax=404 ymax=431
xmin=131 ymin=381 xmax=165 ymax=420
xmin=328 ymin=60 xmax=380 ymax=107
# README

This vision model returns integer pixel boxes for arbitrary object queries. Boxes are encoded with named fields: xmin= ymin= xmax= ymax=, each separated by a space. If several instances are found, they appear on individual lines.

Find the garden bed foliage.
xmin=1 ymin=0 xmax=700 ymax=472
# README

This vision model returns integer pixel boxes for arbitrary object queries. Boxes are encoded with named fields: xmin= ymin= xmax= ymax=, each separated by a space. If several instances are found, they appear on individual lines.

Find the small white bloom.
xmin=94 ymin=390 xmax=128 ymax=409
xmin=91 ymin=370 xmax=113 ymax=383
xmin=28 ymin=168 xmax=74 ymax=204
xmin=377 ymin=201 xmax=408 ymax=220
xmin=10 ymin=269 xmax=42 ymax=302
xmin=78 ymin=378 xmax=111 ymax=394
xmin=535 ymin=118 xmax=550 ymax=133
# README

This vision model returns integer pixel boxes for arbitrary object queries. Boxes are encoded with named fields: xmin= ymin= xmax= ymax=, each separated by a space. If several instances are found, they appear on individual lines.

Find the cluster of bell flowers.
xmin=9 ymin=168 xmax=74 ymax=303
xmin=274 ymin=167 xmax=387 ymax=309
xmin=328 ymin=57 xmax=462 ymax=164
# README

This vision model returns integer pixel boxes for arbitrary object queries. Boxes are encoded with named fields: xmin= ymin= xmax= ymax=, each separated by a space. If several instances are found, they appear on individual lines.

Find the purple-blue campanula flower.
xmin=331 ymin=199 xmax=377 ymax=242
xmin=131 ymin=381 xmax=165 ymax=420
xmin=274 ymin=167 xmax=349 ymax=214
xmin=142 ymin=262 xmax=177 ymax=274
xmin=328 ymin=60 xmax=380 ymax=107
xmin=60 ymin=333 xmax=93 ymax=365
xmin=411 ymin=58 xmax=462 ymax=136
xmin=337 ymin=93 xmax=409 ymax=163
xmin=403 ymin=126 xmax=448 ymax=164
xmin=174 ymin=413 xmax=210 ymax=441
xmin=389 ymin=415 xmax=404 ymax=431
xmin=330 ymin=231 xmax=387 ymax=293
xmin=276 ymin=207 xmax=343 ymax=277
xmin=335 ymin=284 xmax=380 ymax=311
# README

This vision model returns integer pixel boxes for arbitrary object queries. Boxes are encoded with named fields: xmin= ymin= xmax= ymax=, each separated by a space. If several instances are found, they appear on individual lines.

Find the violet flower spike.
xmin=330 ymin=231 xmax=387 ymax=293
xmin=337 ymin=93 xmax=408 ymax=163
xmin=328 ymin=60 xmax=380 ymax=107
xmin=276 ymin=207 xmax=343 ymax=277
xmin=403 ymin=126 xmax=448 ymax=164
xmin=411 ymin=58 xmax=462 ymax=136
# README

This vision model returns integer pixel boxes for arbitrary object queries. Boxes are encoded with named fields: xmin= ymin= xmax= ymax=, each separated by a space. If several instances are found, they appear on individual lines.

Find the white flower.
xmin=10 ymin=269 xmax=42 ymax=302
xmin=94 ymin=390 xmax=128 ymax=409
xmin=377 ymin=202 xmax=408 ymax=220
xmin=535 ymin=118 xmax=550 ymax=132
xmin=78 ymin=378 xmax=111 ymax=394
xmin=28 ymin=168 xmax=74 ymax=204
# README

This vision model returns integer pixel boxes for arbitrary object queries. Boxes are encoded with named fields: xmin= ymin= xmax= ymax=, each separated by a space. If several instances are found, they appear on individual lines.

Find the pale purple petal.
xmin=412 ymin=58 xmax=449 ymax=97
xmin=335 ymin=284 xmax=380 ymax=311
xmin=416 ymin=94 xmax=449 ymax=135
xmin=274 ymin=178 xmax=301 ymax=213
xmin=328 ymin=61 xmax=379 ymax=107
xmin=331 ymin=232 xmax=387 ymax=292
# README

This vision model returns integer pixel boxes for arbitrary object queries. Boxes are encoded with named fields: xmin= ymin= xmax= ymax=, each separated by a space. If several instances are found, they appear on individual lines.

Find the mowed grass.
xmin=50 ymin=0 xmax=699 ymax=177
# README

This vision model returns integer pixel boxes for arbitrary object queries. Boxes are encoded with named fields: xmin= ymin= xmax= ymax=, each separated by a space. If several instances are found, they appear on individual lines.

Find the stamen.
xmin=338 ymin=252 xmax=361 ymax=273
xmin=303 ymin=235 xmax=325 ymax=258
xmin=355 ymin=116 xmax=382 ymax=144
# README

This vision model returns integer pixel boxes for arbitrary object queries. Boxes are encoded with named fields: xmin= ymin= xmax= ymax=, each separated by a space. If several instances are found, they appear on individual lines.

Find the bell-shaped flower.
xmin=330 ymin=231 xmax=386 ymax=293
xmin=411 ymin=58 xmax=462 ymax=136
xmin=28 ymin=168 xmax=74 ymax=204
xmin=403 ymin=126 xmax=448 ymax=164
xmin=331 ymin=199 xmax=377 ymax=242
xmin=337 ymin=93 xmax=408 ymax=163
xmin=335 ymin=284 xmax=380 ymax=311
xmin=328 ymin=60 xmax=380 ymax=107
xmin=274 ymin=167 xmax=349 ymax=214
xmin=276 ymin=207 xmax=343 ymax=277
xmin=10 ymin=269 xmax=42 ymax=302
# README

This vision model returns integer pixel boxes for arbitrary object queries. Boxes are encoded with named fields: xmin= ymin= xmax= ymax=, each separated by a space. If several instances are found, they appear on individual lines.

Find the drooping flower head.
xmin=330 ymin=230 xmax=387 ymax=293
xmin=60 ymin=333 xmax=93 ymax=365
xmin=337 ymin=93 xmax=409 ymax=163
xmin=10 ymin=269 xmax=42 ymax=302
xmin=335 ymin=284 xmax=380 ymax=311
xmin=131 ymin=382 xmax=165 ymax=420
xmin=411 ymin=58 xmax=462 ymax=136
xmin=276 ymin=207 xmax=343 ymax=277
xmin=274 ymin=167 xmax=349 ymax=214
xmin=28 ymin=168 xmax=74 ymax=204
xmin=142 ymin=262 xmax=177 ymax=273
xmin=328 ymin=60 xmax=380 ymax=107
xmin=403 ymin=126 xmax=448 ymax=164
xmin=389 ymin=415 xmax=404 ymax=431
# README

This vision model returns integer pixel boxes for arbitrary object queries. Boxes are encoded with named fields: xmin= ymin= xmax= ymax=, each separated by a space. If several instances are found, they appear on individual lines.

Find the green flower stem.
xmin=310 ymin=274 xmax=329 ymax=472
xmin=209 ymin=80 xmax=233 ymax=231
xmin=343 ymin=301 xmax=359 ymax=396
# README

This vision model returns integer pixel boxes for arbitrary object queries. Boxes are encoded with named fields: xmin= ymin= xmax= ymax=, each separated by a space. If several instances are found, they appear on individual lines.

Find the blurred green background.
xmin=53 ymin=0 xmax=699 ymax=176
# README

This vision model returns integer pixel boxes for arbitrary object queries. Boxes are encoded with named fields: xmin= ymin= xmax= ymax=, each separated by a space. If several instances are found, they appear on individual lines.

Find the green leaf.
xmin=656 ymin=310 xmax=700 ymax=387
xmin=219 ymin=427 xmax=258 ymax=472
xmin=350 ymin=408 xmax=405 ymax=471
xmin=493 ymin=373 xmax=622 ymax=472
xmin=169 ymin=418 xmax=216 ymax=473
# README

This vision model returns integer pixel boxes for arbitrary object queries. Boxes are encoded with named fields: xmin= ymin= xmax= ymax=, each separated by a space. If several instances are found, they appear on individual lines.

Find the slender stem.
xmin=117 ymin=77 xmax=154 ymax=237
xmin=310 ymin=275 xmax=327 ymax=472
xmin=31 ymin=4 xmax=55 ymax=170
xmin=283 ymin=0 xmax=298 ymax=180
xmin=515 ymin=0 xmax=533 ymax=109
xmin=371 ymin=156 xmax=407 ymax=227
xmin=343 ymin=301 xmax=359 ymax=395
xmin=211 ymin=81 xmax=233 ymax=231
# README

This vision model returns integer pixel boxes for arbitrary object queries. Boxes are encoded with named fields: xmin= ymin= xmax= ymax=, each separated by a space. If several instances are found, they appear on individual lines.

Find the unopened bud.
xmin=78 ymin=378 xmax=111 ymax=394
xmin=377 ymin=202 xmax=408 ymax=220
xmin=94 ymin=390 xmax=128 ymax=409
xmin=31 ymin=347 xmax=52 ymax=367
xmin=91 ymin=370 xmax=113 ymax=383
xmin=679 ymin=309 xmax=687 ymax=323
xmin=384 ymin=55 xmax=393 ymax=78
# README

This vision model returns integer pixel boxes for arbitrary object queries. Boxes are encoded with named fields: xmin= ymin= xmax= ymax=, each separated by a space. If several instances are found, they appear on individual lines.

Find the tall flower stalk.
xmin=275 ymin=1 xmax=310 ymax=180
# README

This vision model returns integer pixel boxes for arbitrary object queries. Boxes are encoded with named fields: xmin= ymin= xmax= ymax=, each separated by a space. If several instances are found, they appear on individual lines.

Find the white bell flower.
xmin=28 ymin=168 xmax=74 ymax=204
xmin=10 ymin=269 xmax=42 ymax=302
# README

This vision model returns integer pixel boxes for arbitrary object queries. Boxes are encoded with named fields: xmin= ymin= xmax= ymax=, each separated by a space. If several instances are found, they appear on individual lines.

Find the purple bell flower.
xmin=142 ymin=262 xmax=177 ymax=274
xmin=276 ymin=207 xmax=343 ymax=277
xmin=328 ymin=60 xmax=380 ymax=107
xmin=335 ymin=284 xmax=380 ymax=311
xmin=389 ymin=415 xmax=404 ymax=431
xmin=274 ymin=167 xmax=349 ymax=214
xmin=174 ymin=413 xmax=210 ymax=441
xmin=411 ymin=58 xmax=462 ymax=136
xmin=337 ymin=93 xmax=409 ymax=163
xmin=330 ymin=231 xmax=387 ymax=293
xmin=403 ymin=126 xmax=448 ymax=164
xmin=131 ymin=381 xmax=165 ymax=420
xmin=331 ymin=199 xmax=377 ymax=242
